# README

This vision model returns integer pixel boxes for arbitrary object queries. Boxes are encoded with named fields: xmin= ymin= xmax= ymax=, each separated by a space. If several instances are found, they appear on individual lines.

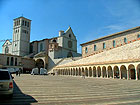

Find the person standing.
xmin=16 ymin=70 xmax=18 ymax=76
xmin=18 ymin=68 xmax=21 ymax=76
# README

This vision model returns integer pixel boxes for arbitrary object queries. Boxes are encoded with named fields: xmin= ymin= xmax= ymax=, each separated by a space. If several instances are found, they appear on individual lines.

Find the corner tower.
xmin=12 ymin=17 xmax=31 ymax=56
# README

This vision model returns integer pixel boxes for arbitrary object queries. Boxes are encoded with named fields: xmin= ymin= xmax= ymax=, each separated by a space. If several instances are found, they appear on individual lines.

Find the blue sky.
xmin=0 ymin=0 xmax=140 ymax=53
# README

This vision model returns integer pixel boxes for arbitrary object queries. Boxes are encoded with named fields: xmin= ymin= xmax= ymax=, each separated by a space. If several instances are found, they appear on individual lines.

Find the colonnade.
xmin=53 ymin=63 xmax=140 ymax=80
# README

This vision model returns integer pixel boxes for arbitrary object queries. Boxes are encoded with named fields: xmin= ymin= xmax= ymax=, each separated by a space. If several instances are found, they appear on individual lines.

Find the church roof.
xmin=2 ymin=39 xmax=12 ymax=47
xmin=14 ymin=16 xmax=31 ymax=21
xmin=30 ymin=26 xmax=75 ymax=43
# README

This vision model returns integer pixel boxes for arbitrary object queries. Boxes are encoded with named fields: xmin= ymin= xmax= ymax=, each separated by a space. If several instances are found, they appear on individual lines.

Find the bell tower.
xmin=12 ymin=17 xmax=31 ymax=56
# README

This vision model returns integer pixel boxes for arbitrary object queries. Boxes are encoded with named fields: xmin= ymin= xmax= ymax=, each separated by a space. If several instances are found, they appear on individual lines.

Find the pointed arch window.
xmin=5 ymin=46 xmax=9 ymax=54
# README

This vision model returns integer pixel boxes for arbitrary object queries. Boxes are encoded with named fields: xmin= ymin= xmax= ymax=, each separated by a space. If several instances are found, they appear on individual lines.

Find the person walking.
xmin=18 ymin=68 xmax=21 ymax=76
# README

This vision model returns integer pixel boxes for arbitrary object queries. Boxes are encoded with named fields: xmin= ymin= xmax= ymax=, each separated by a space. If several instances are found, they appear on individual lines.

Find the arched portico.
xmin=82 ymin=68 xmax=85 ymax=76
xmin=89 ymin=67 xmax=92 ymax=77
xmin=93 ymin=66 xmax=96 ymax=77
xmin=76 ymin=68 xmax=78 ymax=76
xmin=79 ymin=68 xmax=81 ymax=76
xmin=128 ymin=64 xmax=136 ymax=80
xmin=102 ymin=66 xmax=107 ymax=78
xmin=114 ymin=66 xmax=119 ymax=79
xmin=71 ymin=68 xmax=73 ymax=75
xmin=85 ymin=67 xmax=88 ymax=77
xmin=120 ymin=65 xmax=127 ymax=79
xmin=108 ymin=66 xmax=113 ymax=78
xmin=97 ymin=66 xmax=101 ymax=77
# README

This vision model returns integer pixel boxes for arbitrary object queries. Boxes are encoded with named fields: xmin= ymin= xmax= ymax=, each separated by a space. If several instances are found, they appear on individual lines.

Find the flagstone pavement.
xmin=1 ymin=74 xmax=140 ymax=105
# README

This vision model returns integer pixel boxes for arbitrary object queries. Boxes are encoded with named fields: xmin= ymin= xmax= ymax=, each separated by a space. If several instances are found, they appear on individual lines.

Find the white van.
xmin=40 ymin=68 xmax=47 ymax=75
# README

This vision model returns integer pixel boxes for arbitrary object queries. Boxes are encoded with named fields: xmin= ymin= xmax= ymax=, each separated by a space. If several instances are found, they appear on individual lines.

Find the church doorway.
xmin=36 ymin=59 xmax=44 ymax=69
xmin=67 ymin=52 xmax=73 ymax=58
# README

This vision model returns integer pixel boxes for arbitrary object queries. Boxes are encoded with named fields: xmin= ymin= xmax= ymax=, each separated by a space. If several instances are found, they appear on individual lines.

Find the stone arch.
xmin=82 ymin=68 xmax=85 ymax=76
xmin=120 ymin=65 xmax=127 ymax=79
xmin=102 ymin=66 xmax=107 ymax=78
xmin=79 ymin=68 xmax=81 ymax=76
xmin=36 ymin=59 xmax=45 ymax=69
xmin=108 ymin=66 xmax=113 ymax=78
xmin=66 ymin=69 xmax=68 ymax=75
xmin=63 ymin=69 xmax=65 ymax=75
xmin=89 ymin=67 xmax=92 ymax=77
xmin=61 ymin=69 xmax=63 ymax=75
xmin=85 ymin=67 xmax=88 ymax=77
xmin=58 ymin=69 xmax=60 ymax=75
xmin=76 ymin=68 xmax=78 ymax=76
xmin=114 ymin=66 xmax=119 ymax=79
xmin=62 ymin=69 xmax=64 ymax=75
xmin=97 ymin=66 xmax=101 ymax=77
xmin=93 ymin=66 xmax=96 ymax=77
xmin=128 ymin=64 xmax=136 ymax=80
xmin=73 ymin=68 xmax=76 ymax=76
xmin=136 ymin=64 xmax=140 ymax=80
xmin=71 ymin=68 xmax=73 ymax=75
xmin=68 ymin=69 xmax=70 ymax=75
xmin=60 ymin=69 xmax=62 ymax=75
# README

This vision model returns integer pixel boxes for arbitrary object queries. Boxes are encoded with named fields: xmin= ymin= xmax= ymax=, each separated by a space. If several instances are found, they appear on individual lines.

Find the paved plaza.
xmin=0 ymin=74 xmax=140 ymax=105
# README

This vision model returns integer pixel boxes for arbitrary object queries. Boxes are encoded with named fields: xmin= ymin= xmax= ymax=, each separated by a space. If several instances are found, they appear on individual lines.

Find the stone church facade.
xmin=53 ymin=26 xmax=140 ymax=80
xmin=1 ymin=16 xmax=81 ymax=72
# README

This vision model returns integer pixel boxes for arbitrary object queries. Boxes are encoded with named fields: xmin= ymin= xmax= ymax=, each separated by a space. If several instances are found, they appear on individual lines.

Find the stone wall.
xmin=59 ymin=39 xmax=140 ymax=67
xmin=22 ymin=57 xmax=35 ymax=70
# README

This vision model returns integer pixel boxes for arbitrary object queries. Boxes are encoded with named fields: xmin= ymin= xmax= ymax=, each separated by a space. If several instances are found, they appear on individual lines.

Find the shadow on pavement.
xmin=0 ymin=81 xmax=38 ymax=105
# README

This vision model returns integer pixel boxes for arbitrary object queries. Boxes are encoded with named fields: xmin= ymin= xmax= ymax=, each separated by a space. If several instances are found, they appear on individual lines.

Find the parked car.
xmin=0 ymin=69 xmax=14 ymax=98
xmin=7 ymin=68 xmax=19 ymax=74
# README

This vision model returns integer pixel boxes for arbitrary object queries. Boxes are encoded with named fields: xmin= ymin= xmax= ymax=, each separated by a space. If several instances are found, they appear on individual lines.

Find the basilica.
xmin=1 ymin=16 xmax=81 ymax=72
